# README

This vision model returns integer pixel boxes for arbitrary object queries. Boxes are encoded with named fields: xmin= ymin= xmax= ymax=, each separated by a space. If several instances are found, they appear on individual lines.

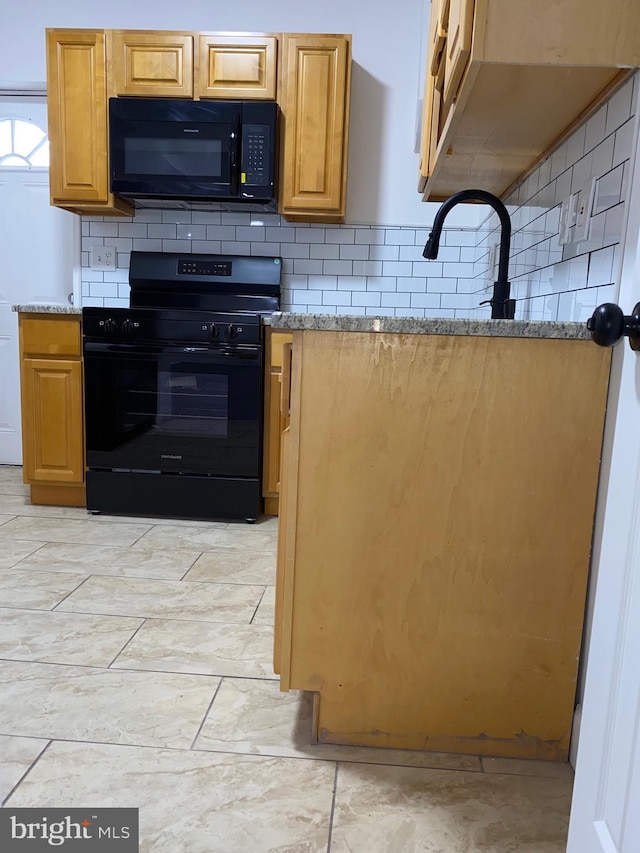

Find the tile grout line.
xmin=106 ymin=617 xmax=148 ymax=668
xmin=48 ymin=574 xmax=92 ymax=611
xmin=189 ymin=677 xmax=225 ymax=750
xmin=326 ymin=762 xmax=339 ymax=852
xmin=2 ymin=739 xmax=52 ymax=807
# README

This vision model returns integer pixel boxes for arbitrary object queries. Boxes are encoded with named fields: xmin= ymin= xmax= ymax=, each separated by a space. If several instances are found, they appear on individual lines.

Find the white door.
xmin=0 ymin=99 xmax=77 ymax=464
xmin=567 ymin=112 xmax=640 ymax=851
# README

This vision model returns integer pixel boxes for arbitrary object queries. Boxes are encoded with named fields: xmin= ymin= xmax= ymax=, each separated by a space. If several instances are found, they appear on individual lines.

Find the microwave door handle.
xmin=229 ymin=131 xmax=239 ymax=195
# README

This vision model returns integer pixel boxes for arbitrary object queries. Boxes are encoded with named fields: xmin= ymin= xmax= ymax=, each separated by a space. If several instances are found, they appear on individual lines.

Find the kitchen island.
xmin=270 ymin=312 xmax=610 ymax=760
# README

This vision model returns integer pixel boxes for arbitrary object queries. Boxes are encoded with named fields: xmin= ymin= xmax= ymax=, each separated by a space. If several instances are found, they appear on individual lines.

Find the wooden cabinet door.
xmin=279 ymin=34 xmax=351 ymax=223
xmin=419 ymin=0 xmax=445 ymax=190
xmin=111 ymin=31 xmax=194 ymax=97
xmin=197 ymin=35 xmax=277 ymax=99
xmin=21 ymin=358 xmax=84 ymax=485
xmin=46 ymin=30 xmax=109 ymax=204
xmin=443 ymin=0 xmax=475 ymax=105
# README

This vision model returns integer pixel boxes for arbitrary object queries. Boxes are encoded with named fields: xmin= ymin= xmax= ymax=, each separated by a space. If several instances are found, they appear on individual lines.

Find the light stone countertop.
xmin=269 ymin=312 xmax=592 ymax=340
xmin=12 ymin=304 xmax=82 ymax=315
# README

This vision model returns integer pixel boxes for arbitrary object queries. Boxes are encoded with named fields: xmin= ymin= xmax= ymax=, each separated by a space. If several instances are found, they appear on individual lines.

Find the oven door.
xmin=84 ymin=342 xmax=262 ymax=477
xmin=109 ymin=98 xmax=241 ymax=199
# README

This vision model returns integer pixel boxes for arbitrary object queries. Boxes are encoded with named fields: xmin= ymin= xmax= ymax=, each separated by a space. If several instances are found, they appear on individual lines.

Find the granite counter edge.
xmin=12 ymin=304 xmax=82 ymax=315
xmin=269 ymin=312 xmax=592 ymax=340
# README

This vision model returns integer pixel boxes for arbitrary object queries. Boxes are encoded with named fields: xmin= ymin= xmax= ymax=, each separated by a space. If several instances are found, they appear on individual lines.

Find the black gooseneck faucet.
xmin=423 ymin=189 xmax=516 ymax=320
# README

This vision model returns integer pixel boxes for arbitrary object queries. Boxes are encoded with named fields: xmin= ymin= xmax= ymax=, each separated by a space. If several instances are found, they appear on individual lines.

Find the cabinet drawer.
xmin=20 ymin=317 xmax=81 ymax=357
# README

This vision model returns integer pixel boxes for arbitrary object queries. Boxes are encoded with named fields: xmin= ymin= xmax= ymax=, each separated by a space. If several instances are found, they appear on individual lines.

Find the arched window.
xmin=0 ymin=117 xmax=49 ymax=167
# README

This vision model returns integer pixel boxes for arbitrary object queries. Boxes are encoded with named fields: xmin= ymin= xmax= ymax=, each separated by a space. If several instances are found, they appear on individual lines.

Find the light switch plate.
xmin=90 ymin=246 xmax=117 ymax=269
xmin=575 ymin=178 xmax=597 ymax=243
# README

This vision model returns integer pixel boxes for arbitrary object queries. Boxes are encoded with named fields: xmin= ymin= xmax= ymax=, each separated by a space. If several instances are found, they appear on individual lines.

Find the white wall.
xmin=0 ymin=0 xmax=481 ymax=228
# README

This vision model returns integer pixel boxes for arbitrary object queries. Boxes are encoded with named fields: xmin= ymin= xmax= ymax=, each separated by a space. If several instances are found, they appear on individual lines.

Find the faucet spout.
xmin=422 ymin=189 xmax=515 ymax=320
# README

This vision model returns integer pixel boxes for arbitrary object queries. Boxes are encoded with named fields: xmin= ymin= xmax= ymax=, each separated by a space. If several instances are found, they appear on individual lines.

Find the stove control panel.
xmin=178 ymin=260 xmax=232 ymax=277
xmin=84 ymin=309 xmax=262 ymax=346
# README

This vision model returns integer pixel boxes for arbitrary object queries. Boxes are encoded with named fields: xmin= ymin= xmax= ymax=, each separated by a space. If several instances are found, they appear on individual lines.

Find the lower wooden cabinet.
xmin=276 ymin=329 xmax=611 ymax=760
xmin=18 ymin=314 xmax=86 ymax=506
xmin=262 ymin=328 xmax=293 ymax=515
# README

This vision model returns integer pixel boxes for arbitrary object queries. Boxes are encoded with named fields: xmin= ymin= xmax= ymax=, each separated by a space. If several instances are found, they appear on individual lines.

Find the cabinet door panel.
xmin=279 ymin=35 xmax=351 ymax=220
xmin=443 ymin=0 xmax=474 ymax=105
xmin=46 ymin=31 xmax=108 ymax=203
xmin=197 ymin=35 xmax=277 ymax=99
xmin=21 ymin=359 xmax=84 ymax=484
xmin=112 ymin=31 xmax=194 ymax=97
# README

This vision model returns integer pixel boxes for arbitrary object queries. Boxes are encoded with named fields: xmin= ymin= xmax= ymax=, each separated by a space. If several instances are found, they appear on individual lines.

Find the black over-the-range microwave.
xmin=109 ymin=97 xmax=278 ymax=207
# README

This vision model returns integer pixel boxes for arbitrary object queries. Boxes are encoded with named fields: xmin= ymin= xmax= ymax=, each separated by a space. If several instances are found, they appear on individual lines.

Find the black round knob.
xmin=103 ymin=318 xmax=118 ymax=335
xmin=226 ymin=324 xmax=239 ymax=339
xmin=587 ymin=302 xmax=640 ymax=350
xmin=122 ymin=318 xmax=133 ymax=334
xmin=587 ymin=303 xmax=625 ymax=347
xmin=209 ymin=323 xmax=220 ymax=339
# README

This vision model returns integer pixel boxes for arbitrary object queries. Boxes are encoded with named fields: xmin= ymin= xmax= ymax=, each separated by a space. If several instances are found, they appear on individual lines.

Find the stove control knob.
xmin=122 ymin=318 xmax=134 ymax=334
xmin=102 ymin=318 xmax=118 ymax=335
xmin=210 ymin=323 xmax=220 ymax=339
xmin=225 ymin=324 xmax=239 ymax=339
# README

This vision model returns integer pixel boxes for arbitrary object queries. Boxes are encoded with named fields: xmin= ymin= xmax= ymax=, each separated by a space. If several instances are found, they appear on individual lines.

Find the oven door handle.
xmin=83 ymin=342 xmax=260 ymax=360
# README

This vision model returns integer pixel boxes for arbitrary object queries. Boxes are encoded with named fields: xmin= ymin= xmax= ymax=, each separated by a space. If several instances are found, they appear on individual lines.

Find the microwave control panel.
xmin=242 ymin=124 xmax=270 ymax=187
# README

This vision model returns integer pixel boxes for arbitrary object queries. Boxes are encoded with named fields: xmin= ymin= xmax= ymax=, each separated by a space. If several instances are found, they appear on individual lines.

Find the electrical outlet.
xmin=90 ymin=246 xmax=117 ymax=269
xmin=574 ymin=178 xmax=596 ymax=243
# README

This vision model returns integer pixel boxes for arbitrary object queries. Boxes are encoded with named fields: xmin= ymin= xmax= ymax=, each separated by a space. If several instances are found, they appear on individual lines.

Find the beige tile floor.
xmin=0 ymin=465 xmax=574 ymax=852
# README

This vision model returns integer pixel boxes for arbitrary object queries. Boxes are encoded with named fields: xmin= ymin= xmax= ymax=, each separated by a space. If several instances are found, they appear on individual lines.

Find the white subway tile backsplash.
xmin=613 ymin=118 xmax=635 ymax=167
xmin=382 ymin=261 xmax=413 ymax=277
xmin=584 ymin=104 xmax=608 ymax=153
xmin=366 ymin=244 xmax=400 ymax=263
xmin=604 ymin=203 xmax=625 ymax=244
xmin=325 ymin=228 xmax=356 ymax=244
xmin=160 ymin=210 xmax=191 ymax=223
xmin=355 ymin=228 xmax=384 ymax=244
xmin=323 ymin=260 xmax=353 ymax=275
xmin=587 ymin=245 xmax=615 ymax=287
xmin=192 ymin=240 xmax=221 ymax=254
xmin=308 ymin=275 xmax=337 ymax=291
xmin=221 ymin=241 xmax=250 ymax=254
xmin=293 ymin=259 xmax=324 ymax=275
xmin=297 ymin=227 xmax=325 ymax=243
xmin=176 ymin=223 xmax=206 ymax=241
xmin=427 ymin=277 xmax=456 ymax=293
xmin=148 ymin=224 xmax=177 ymax=239
xmin=89 ymin=222 xmax=119 ymax=237
xmin=322 ymin=290 xmax=352 ymax=306
xmin=339 ymin=244 xmax=370 ymax=260
xmin=236 ymin=226 xmax=265 ymax=242
xmin=384 ymin=229 xmax=415 ymax=245
xmin=367 ymin=276 xmax=396 ymax=291
xmin=310 ymin=243 xmax=340 ymax=259
xmin=365 ymin=307 xmax=395 ymax=316
xmin=353 ymin=260 xmax=383 ymax=276
xmin=118 ymin=223 xmax=148 ymax=238
xmin=565 ymin=123 xmax=587 ymax=168
xmin=162 ymin=239 xmax=192 ymax=252
xmin=606 ymin=77 xmax=634 ymax=135
xmin=381 ymin=292 xmax=411 ymax=308
xmin=207 ymin=225 xmax=236 ymax=240
xmin=352 ymin=291 xmax=382 ymax=307
xmin=339 ymin=275 xmax=367 ymax=291
xmin=590 ymin=135 xmax=615 ymax=181
xmin=281 ymin=243 xmax=311 ymax=259
xmin=396 ymin=277 xmax=427 ymax=293
xmin=593 ymin=164 xmax=624 ymax=215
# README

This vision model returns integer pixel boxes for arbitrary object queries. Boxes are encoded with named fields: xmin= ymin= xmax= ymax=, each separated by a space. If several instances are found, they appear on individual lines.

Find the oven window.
xmin=85 ymin=350 xmax=261 ymax=477
xmin=150 ymin=363 xmax=228 ymax=438
xmin=124 ymin=137 xmax=222 ymax=178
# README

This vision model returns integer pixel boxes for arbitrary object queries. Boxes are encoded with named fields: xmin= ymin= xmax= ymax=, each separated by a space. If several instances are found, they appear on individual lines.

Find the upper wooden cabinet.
xmin=278 ymin=34 xmax=352 ymax=223
xmin=45 ymin=28 xmax=351 ymax=222
xmin=111 ymin=31 xmax=194 ymax=97
xmin=46 ymin=30 xmax=131 ymax=215
xmin=197 ymin=35 xmax=277 ymax=99
xmin=419 ymin=0 xmax=640 ymax=201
